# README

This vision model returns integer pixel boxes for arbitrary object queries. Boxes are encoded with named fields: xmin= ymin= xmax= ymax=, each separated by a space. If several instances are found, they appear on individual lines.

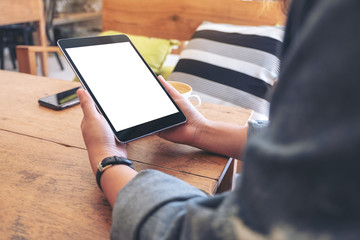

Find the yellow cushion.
xmin=99 ymin=31 xmax=178 ymax=74
xmin=159 ymin=65 xmax=175 ymax=80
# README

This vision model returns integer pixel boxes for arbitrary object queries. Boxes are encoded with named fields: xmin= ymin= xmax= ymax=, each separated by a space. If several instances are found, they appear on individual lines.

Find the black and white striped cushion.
xmin=168 ymin=21 xmax=284 ymax=119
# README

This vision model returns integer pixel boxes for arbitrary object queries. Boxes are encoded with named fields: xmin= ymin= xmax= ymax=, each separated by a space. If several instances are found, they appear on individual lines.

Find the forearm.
xmin=192 ymin=119 xmax=248 ymax=159
xmin=101 ymin=165 xmax=137 ymax=207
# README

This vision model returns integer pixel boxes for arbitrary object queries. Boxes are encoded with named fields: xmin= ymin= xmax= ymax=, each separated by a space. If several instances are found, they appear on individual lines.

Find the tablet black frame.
xmin=57 ymin=34 xmax=186 ymax=143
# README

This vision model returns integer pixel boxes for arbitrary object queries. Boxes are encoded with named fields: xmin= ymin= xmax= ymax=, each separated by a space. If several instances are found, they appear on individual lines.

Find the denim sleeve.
xmin=111 ymin=169 xmax=208 ymax=239
xmin=111 ymin=169 xmax=254 ymax=240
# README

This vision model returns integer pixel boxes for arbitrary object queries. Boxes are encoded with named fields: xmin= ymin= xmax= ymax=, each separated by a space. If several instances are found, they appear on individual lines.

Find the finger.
xmin=77 ymin=89 xmax=99 ymax=118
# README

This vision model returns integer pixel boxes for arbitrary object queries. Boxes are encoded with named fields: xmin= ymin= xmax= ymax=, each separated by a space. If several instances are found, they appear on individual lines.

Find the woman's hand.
xmin=77 ymin=88 xmax=127 ymax=175
xmin=157 ymin=76 xmax=207 ymax=146
xmin=157 ymin=76 xmax=248 ymax=159
xmin=78 ymin=89 xmax=136 ymax=206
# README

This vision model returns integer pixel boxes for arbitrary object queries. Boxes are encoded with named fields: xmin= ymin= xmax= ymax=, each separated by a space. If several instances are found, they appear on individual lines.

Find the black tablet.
xmin=57 ymin=34 xmax=186 ymax=143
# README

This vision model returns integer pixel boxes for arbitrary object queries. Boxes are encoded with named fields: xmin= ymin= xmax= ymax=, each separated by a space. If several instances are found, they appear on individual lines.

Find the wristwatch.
xmin=96 ymin=156 xmax=134 ymax=191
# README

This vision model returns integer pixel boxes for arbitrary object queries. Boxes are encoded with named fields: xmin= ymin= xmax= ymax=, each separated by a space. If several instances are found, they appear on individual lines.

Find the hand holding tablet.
xmin=58 ymin=34 xmax=186 ymax=143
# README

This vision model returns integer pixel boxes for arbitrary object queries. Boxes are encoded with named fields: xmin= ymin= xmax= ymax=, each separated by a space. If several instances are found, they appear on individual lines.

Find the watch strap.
xmin=96 ymin=156 xmax=134 ymax=191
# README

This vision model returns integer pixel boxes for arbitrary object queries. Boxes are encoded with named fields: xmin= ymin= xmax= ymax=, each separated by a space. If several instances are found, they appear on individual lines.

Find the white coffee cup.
xmin=168 ymin=81 xmax=201 ymax=108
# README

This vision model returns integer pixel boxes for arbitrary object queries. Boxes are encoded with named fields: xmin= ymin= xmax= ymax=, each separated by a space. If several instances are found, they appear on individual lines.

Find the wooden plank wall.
xmin=102 ymin=0 xmax=286 ymax=40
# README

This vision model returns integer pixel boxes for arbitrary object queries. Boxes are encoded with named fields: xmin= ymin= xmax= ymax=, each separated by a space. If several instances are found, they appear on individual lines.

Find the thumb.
xmin=77 ymin=89 xmax=99 ymax=118
xmin=158 ymin=75 xmax=182 ymax=98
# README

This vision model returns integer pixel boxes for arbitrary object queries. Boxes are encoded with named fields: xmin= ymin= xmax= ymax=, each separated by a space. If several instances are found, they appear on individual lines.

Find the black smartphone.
xmin=38 ymin=86 xmax=81 ymax=110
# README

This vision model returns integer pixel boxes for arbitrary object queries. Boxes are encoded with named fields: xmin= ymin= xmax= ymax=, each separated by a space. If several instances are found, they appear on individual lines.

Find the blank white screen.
xmin=66 ymin=42 xmax=178 ymax=131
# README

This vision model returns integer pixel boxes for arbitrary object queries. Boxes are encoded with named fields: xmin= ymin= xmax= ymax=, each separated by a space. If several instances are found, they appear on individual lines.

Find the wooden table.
xmin=0 ymin=70 xmax=252 ymax=239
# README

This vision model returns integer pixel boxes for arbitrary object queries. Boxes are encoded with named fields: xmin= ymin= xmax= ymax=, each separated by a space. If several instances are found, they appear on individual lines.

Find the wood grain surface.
xmin=0 ymin=130 xmax=220 ymax=239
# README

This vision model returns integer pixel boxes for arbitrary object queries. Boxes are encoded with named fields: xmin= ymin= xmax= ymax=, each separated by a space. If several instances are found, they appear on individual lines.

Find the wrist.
xmin=194 ymin=120 xmax=248 ymax=158
xmin=88 ymin=148 xmax=127 ymax=174
xmin=96 ymin=156 xmax=135 ymax=191
xmin=191 ymin=118 xmax=211 ymax=147
xmin=100 ymin=163 xmax=138 ymax=207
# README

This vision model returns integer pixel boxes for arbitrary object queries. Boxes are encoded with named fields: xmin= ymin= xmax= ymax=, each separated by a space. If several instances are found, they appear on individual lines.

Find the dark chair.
xmin=0 ymin=23 xmax=36 ymax=69
xmin=0 ymin=0 xmax=63 ymax=71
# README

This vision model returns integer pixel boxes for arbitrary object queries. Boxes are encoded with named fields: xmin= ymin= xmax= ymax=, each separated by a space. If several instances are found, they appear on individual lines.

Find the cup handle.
xmin=188 ymin=95 xmax=201 ymax=108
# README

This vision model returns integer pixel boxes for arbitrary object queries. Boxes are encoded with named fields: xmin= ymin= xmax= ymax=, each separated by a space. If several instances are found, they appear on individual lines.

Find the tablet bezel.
xmin=57 ymin=34 xmax=186 ymax=143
